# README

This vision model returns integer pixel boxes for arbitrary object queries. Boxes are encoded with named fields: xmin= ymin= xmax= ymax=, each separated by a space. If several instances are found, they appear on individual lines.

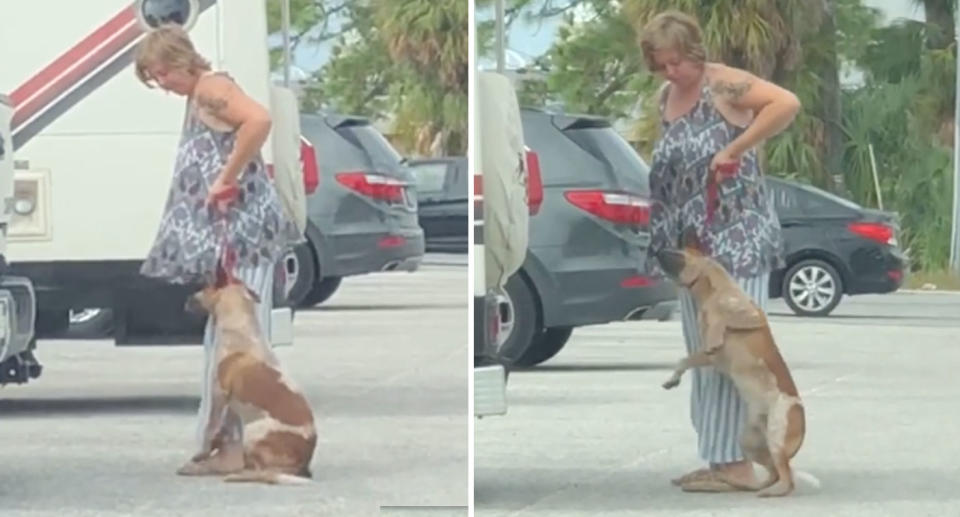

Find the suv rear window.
xmin=564 ymin=127 xmax=650 ymax=192
xmin=336 ymin=123 xmax=402 ymax=170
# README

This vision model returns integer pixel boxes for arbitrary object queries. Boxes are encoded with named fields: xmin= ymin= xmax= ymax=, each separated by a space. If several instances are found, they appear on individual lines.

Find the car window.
xmin=797 ymin=186 xmax=859 ymax=216
xmin=411 ymin=162 xmax=449 ymax=198
xmin=769 ymin=183 xmax=803 ymax=218
xmin=563 ymin=127 xmax=649 ymax=192
xmin=797 ymin=183 xmax=861 ymax=213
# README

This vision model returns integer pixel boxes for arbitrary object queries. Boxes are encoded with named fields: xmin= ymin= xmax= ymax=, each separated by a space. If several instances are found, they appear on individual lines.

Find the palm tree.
xmin=375 ymin=0 xmax=468 ymax=155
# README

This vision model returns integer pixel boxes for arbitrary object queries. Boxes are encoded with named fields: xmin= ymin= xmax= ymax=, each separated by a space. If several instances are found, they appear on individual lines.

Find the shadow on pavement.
xmin=514 ymin=362 xmax=676 ymax=373
xmin=299 ymin=303 xmax=459 ymax=312
xmin=0 ymin=396 xmax=199 ymax=416
xmin=475 ymin=466 xmax=960 ymax=512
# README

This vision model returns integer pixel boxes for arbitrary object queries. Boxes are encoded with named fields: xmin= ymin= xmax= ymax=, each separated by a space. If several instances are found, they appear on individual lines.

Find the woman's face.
xmin=146 ymin=63 xmax=197 ymax=96
xmin=651 ymin=48 xmax=702 ymax=88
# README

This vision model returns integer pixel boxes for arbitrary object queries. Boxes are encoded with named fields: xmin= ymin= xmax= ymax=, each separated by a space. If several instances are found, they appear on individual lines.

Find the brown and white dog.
xmin=179 ymin=282 xmax=317 ymax=485
xmin=656 ymin=246 xmax=819 ymax=497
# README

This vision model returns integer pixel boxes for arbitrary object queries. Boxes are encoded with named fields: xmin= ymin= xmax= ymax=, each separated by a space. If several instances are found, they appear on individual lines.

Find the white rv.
xmin=0 ymin=0 xmax=304 ymax=355
xmin=0 ymin=96 xmax=40 ymax=386
xmin=473 ymin=71 xmax=531 ymax=417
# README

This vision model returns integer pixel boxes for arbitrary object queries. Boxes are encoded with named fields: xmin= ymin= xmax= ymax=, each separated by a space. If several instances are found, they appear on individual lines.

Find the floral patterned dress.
xmin=647 ymin=82 xmax=784 ymax=279
xmin=140 ymin=73 xmax=301 ymax=289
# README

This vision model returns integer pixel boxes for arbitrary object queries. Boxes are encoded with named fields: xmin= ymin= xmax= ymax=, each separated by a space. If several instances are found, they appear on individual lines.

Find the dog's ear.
xmin=680 ymin=227 xmax=705 ymax=256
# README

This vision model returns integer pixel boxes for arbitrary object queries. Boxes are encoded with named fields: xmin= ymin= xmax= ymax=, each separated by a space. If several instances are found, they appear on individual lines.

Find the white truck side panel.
xmin=0 ymin=0 xmax=273 ymax=262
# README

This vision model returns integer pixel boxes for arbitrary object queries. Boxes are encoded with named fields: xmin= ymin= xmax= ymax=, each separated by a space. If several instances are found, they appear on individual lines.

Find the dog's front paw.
xmin=662 ymin=377 xmax=680 ymax=390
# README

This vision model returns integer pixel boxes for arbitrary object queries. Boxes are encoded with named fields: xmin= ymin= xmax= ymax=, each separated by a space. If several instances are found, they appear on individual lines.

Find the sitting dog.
xmin=179 ymin=281 xmax=317 ymax=485
xmin=656 ymin=246 xmax=818 ymax=497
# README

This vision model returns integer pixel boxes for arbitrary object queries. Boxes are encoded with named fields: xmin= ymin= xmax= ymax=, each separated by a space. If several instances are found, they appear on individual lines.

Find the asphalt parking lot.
xmin=0 ymin=258 xmax=468 ymax=517
xmin=475 ymin=291 xmax=960 ymax=516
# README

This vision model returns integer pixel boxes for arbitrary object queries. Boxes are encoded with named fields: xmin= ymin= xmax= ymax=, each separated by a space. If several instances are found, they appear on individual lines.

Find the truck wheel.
xmin=495 ymin=273 xmax=540 ymax=366
xmin=299 ymin=276 xmax=343 ymax=307
xmin=66 ymin=308 xmax=114 ymax=339
xmin=515 ymin=326 xmax=573 ymax=367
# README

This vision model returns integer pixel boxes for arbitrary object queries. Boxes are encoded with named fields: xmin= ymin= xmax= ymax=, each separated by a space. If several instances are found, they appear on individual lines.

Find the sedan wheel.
xmin=783 ymin=259 xmax=843 ymax=317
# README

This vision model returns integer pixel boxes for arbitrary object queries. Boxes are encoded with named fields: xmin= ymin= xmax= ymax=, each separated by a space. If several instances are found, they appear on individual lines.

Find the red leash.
xmin=705 ymin=160 xmax=740 ymax=225
xmin=211 ymin=185 xmax=240 ymax=287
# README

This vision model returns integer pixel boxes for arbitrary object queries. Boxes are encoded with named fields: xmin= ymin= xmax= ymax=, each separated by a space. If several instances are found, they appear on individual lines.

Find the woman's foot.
xmin=712 ymin=460 xmax=757 ymax=488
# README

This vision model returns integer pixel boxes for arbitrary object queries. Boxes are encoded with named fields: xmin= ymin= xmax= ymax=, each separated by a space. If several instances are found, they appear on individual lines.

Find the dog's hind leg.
xmin=758 ymin=403 xmax=804 ymax=497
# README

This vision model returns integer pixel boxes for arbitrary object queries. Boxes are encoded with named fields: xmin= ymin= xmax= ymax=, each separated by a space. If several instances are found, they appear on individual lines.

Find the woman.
xmin=639 ymin=11 xmax=800 ymax=492
xmin=134 ymin=25 xmax=301 ymax=473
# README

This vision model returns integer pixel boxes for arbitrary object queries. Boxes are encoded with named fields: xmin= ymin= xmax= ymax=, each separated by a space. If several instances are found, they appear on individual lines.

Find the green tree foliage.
xmin=267 ymin=0 xmax=467 ymax=155
xmin=514 ymin=0 xmax=956 ymax=271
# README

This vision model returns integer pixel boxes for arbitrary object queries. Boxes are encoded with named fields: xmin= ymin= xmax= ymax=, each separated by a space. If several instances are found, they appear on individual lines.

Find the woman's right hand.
xmin=207 ymin=176 xmax=239 ymax=214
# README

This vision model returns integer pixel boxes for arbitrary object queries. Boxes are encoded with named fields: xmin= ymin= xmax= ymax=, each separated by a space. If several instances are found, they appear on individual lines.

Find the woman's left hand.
xmin=207 ymin=175 xmax=239 ymax=214
xmin=710 ymin=148 xmax=741 ymax=181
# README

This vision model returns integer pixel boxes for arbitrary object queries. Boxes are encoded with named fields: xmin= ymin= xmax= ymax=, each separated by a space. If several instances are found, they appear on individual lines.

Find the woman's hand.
xmin=710 ymin=148 xmax=741 ymax=181
xmin=207 ymin=175 xmax=239 ymax=214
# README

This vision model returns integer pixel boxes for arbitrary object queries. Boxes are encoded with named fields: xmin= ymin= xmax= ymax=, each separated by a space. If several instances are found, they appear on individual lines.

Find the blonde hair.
xmin=134 ymin=24 xmax=210 ymax=87
xmin=639 ymin=10 xmax=707 ymax=71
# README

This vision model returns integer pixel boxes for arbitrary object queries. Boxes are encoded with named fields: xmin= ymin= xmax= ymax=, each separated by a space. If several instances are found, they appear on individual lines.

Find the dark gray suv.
xmin=495 ymin=108 xmax=677 ymax=367
xmin=290 ymin=113 xmax=425 ymax=307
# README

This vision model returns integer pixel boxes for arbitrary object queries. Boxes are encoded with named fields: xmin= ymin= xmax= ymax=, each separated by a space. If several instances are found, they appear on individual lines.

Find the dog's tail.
xmin=224 ymin=469 xmax=312 ymax=486
xmin=793 ymin=469 xmax=821 ymax=490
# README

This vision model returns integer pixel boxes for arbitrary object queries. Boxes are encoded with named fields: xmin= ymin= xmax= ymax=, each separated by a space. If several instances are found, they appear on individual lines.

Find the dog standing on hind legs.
xmin=656 ymin=245 xmax=820 ymax=497
xmin=178 ymin=281 xmax=317 ymax=485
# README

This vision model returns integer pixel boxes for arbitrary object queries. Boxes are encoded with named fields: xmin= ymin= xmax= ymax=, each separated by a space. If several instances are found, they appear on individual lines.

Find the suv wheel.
xmin=783 ymin=259 xmax=843 ymax=317
xmin=495 ymin=273 xmax=539 ymax=365
xmin=300 ymin=276 xmax=343 ymax=307
xmin=515 ymin=326 xmax=573 ymax=367
xmin=281 ymin=242 xmax=316 ymax=306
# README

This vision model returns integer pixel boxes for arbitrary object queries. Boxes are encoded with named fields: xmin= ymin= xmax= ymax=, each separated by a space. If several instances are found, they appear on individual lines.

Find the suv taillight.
xmin=525 ymin=147 xmax=544 ymax=216
xmin=848 ymin=222 xmax=895 ymax=245
xmin=564 ymin=190 xmax=651 ymax=226
xmin=336 ymin=172 xmax=404 ymax=202
xmin=300 ymin=136 xmax=319 ymax=195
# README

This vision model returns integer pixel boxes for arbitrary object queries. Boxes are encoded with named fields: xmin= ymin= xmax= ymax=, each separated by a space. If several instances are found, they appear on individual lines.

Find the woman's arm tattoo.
xmin=197 ymin=94 xmax=228 ymax=115
xmin=711 ymin=79 xmax=751 ymax=101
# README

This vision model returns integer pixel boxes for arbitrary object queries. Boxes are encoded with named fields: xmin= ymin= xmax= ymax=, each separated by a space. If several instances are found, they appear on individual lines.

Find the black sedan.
xmin=766 ymin=176 xmax=906 ymax=316
xmin=408 ymin=157 xmax=468 ymax=253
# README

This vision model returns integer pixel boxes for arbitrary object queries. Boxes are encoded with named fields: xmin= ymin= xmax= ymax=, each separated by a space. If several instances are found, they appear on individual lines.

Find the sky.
xmin=281 ymin=0 xmax=927 ymax=76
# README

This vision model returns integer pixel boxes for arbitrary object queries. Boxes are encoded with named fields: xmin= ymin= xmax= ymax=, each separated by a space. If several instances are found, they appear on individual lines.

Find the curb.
xmin=897 ymin=289 xmax=960 ymax=295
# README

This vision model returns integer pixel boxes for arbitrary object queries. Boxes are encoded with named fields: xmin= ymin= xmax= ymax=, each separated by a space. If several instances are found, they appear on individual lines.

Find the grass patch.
xmin=905 ymin=269 xmax=960 ymax=291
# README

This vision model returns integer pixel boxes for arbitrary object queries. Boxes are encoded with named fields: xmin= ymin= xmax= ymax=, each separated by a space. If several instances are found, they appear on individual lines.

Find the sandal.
xmin=670 ymin=467 xmax=712 ymax=486
xmin=680 ymin=470 xmax=742 ymax=493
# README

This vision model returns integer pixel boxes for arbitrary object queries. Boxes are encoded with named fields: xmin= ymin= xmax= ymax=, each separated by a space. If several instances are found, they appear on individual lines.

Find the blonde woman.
xmin=640 ymin=11 xmax=801 ymax=492
xmin=134 ymin=25 xmax=300 ymax=474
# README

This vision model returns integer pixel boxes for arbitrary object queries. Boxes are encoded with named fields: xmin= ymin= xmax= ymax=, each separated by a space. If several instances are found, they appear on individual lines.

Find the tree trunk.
xmin=819 ymin=0 xmax=845 ymax=194
xmin=923 ymin=0 xmax=955 ymax=50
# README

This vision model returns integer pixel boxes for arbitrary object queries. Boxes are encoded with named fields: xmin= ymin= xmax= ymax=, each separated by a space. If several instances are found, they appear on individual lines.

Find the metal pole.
xmin=495 ymin=0 xmax=505 ymax=73
xmin=951 ymin=10 xmax=960 ymax=273
xmin=281 ymin=0 xmax=292 ymax=87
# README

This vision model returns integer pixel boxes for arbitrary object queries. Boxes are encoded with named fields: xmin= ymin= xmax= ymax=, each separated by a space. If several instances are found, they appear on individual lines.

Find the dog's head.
xmin=656 ymin=228 xmax=712 ymax=287
xmin=656 ymin=247 xmax=710 ymax=288
xmin=185 ymin=282 xmax=261 ymax=316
